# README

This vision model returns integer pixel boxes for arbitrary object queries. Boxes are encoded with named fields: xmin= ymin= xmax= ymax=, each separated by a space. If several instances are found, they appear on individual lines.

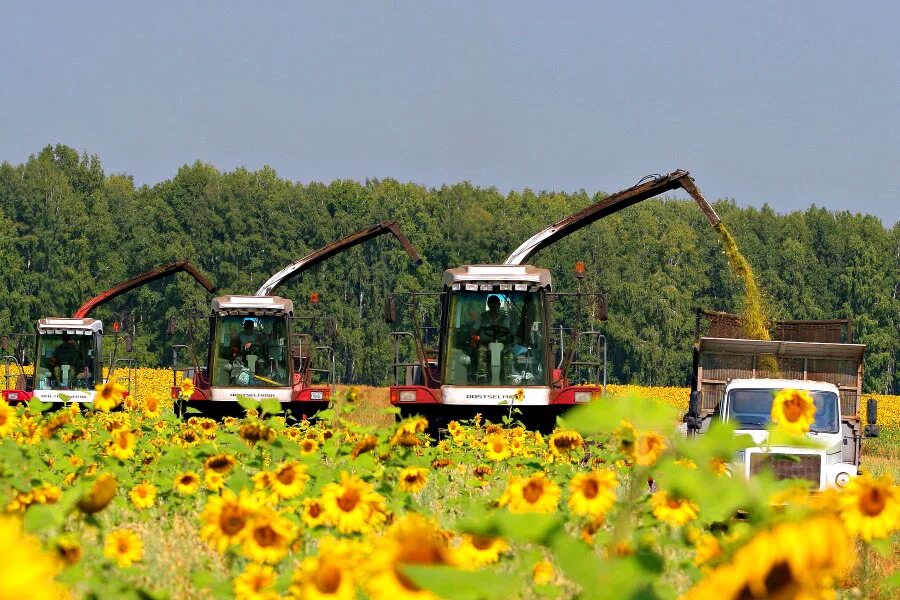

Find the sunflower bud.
xmin=76 ymin=473 xmax=118 ymax=514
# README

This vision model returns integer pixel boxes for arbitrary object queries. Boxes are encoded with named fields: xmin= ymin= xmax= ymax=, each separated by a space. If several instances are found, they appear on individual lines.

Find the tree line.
xmin=0 ymin=145 xmax=896 ymax=393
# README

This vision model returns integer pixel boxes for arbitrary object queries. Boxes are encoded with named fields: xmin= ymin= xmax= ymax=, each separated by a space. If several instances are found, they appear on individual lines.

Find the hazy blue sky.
xmin=2 ymin=1 xmax=898 ymax=224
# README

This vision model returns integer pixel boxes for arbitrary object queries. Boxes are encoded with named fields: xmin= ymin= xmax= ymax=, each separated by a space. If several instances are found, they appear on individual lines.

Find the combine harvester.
xmin=684 ymin=311 xmax=880 ymax=490
xmin=387 ymin=170 xmax=722 ymax=431
xmin=1 ymin=261 xmax=215 ymax=406
xmin=173 ymin=221 xmax=421 ymax=417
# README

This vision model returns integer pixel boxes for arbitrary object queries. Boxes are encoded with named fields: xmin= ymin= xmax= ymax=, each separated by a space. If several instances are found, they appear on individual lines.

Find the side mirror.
xmin=0 ymin=335 xmax=8 ymax=352
xmin=385 ymin=295 xmax=397 ymax=324
xmin=864 ymin=398 xmax=880 ymax=438
xmin=598 ymin=296 xmax=608 ymax=321
xmin=686 ymin=390 xmax=702 ymax=432
xmin=166 ymin=317 xmax=177 ymax=336
xmin=125 ymin=335 xmax=134 ymax=353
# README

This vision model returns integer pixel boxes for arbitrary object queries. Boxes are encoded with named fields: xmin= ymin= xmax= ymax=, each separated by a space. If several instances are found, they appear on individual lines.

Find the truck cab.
xmin=722 ymin=379 xmax=854 ymax=490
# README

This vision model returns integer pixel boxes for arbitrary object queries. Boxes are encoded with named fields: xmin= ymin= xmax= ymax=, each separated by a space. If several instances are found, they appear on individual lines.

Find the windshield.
xmin=441 ymin=290 xmax=547 ymax=386
xmin=34 ymin=332 xmax=97 ymax=390
xmin=727 ymin=389 xmax=840 ymax=433
xmin=211 ymin=315 xmax=290 ymax=387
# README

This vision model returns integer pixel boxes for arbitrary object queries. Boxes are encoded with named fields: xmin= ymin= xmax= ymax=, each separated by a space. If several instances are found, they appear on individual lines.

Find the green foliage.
xmin=0 ymin=145 xmax=896 ymax=393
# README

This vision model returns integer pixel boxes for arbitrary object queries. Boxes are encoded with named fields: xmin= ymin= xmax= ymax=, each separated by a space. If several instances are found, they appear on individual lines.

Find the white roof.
xmin=443 ymin=265 xmax=552 ymax=288
xmin=37 ymin=318 xmax=102 ymax=334
xmin=725 ymin=378 xmax=840 ymax=394
xmin=211 ymin=295 xmax=294 ymax=315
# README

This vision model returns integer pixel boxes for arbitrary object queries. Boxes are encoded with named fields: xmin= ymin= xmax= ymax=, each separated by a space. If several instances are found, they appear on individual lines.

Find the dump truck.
xmin=1 ymin=261 xmax=215 ymax=405
xmin=387 ymin=170 xmax=723 ymax=431
xmin=684 ymin=311 xmax=880 ymax=490
xmin=173 ymin=221 xmax=421 ymax=417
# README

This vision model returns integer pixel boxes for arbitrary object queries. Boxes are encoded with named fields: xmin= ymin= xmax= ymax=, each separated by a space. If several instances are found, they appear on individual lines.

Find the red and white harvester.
xmin=173 ymin=221 xmax=421 ymax=417
xmin=387 ymin=170 xmax=722 ymax=431
xmin=1 ymin=261 xmax=216 ymax=405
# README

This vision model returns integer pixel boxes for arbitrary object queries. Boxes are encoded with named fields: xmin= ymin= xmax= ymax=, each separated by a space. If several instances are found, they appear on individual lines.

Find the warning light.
xmin=112 ymin=321 xmax=121 ymax=333
xmin=310 ymin=292 xmax=320 ymax=305
xmin=574 ymin=261 xmax=586 ymax=279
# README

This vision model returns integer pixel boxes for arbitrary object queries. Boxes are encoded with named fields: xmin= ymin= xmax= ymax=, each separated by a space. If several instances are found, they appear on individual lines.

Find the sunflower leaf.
xmin=403 ymin=565 xmax=512 ymax=600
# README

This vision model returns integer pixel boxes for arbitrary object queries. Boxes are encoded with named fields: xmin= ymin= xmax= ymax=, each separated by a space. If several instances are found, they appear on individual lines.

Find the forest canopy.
xmin=1 ymin=145 xmax=896 ymax=393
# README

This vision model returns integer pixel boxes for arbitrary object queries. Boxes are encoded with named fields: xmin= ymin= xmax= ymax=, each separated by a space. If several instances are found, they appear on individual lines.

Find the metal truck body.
xmin=685 ymin=314 xmax=878 ymax=490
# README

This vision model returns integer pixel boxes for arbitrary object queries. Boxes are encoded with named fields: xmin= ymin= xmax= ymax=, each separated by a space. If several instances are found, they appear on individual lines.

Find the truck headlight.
xmin=574 ymin=391 xmax=594 ymax=403
xmin=834 ymin=472 xmax=851 ymax=488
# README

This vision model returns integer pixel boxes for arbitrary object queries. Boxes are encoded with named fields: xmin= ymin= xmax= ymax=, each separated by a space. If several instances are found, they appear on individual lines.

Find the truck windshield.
xmin=441 ymin=290 xmax=547 ymax=386
xmin=211 ymin=315 xmax=290 ymax=387
xmin=34 ymin=332 xmax=96 ymax=390
xmin=727 ymin=389 xmax=840 ymax=433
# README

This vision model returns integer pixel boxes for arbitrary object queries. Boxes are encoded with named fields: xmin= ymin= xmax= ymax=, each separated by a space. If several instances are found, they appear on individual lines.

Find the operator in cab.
xmin=50 ymin=333 xmax=86 ymax=386
xmin=472 ymin=295 xmax=512 ymax=344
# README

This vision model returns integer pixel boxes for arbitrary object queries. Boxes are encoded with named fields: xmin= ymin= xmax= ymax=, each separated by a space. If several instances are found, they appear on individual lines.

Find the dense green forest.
xmin=1 ymin=145 xmax=897 ymax=393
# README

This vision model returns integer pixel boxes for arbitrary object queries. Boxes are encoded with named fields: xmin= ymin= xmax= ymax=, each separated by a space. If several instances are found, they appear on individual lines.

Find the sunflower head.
xmin=770 ymin=388 xmax=816 ymax=435
xmin=103 ymin=528 xmax=143 ymax=567
xmin=77 ymin=473 xmax=118 ymax=514
xmin=838 ymin=472 xmax=900 ymax=541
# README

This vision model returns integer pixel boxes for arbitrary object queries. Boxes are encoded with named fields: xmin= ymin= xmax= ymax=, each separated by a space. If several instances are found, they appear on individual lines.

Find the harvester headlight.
xmin=399 ymin=390 xmax=417 ymax=403
xmin=6 ymin=392 xmax=18 ymax=401
xmin=574 ymin=391 xmax=594 ymax=403
xmin=835 ymin=472 xmax=851 ymax=488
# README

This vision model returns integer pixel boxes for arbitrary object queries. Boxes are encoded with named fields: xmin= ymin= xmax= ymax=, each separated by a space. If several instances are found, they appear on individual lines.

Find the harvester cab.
xmin=174 ymin=221 xmax=422 ymax=417
xmin=389 ymin=169 xmax=723 ymax=431
xmin=2 ymin=260 xmax=216 ymax=405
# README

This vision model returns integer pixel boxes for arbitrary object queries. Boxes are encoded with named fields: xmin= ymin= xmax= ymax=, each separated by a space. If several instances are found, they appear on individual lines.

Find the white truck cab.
xmin=722 ymin=378 xmax=855 ymax=490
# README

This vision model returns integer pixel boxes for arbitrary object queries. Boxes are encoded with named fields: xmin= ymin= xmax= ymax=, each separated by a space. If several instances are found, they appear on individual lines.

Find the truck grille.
xmin=749 ymin=453 xmax=821 ymax=486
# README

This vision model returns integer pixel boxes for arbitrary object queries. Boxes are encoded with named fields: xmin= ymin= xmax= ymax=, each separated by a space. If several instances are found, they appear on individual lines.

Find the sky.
xmin=1 ymin=1 xmax=898 ymax=224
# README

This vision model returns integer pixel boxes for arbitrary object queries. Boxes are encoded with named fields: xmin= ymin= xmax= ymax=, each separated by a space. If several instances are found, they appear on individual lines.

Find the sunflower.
xmin=104 ymin=528 xmax=143 ymax=567
xmin=142 ymin=395 xmax=162 ymax=418
xmin=173 ymin=472 xmax=201 ymax=495
xmin=53 ymin=536 xmax=82 ymax=566
xmin=837 ymin=472 xmax=900 ymax=541
xmin=240 ymin=421 xmax=276 ymax=445
xmin=770 ymin=388 xmax=816 ymax=436
xmin=390 ymin=417 xmax=428 ymax=446
xmin=270 ymin=461 xmax=309 ymax=499
xmin=397 ymin=467 xmax=429 ymax=494
xmin=454 ymin=534 xmax=508 ymax=568
xmin=301 ymin=497 xmax=328 ymax=528
xmin=532 ymin=560 xmax=555 ymax=585
xmin=299 ymin=437 xmax=320 ymax=455
xmin=205 ymin=470 xmax=226 ymax=492
xmin=240 ymin=507 xmax=298 ymax=564
xmin=483 ymin=434 xmax=511 ymax=462
xmin=690 ymin=530 xmax=723 ymax=568
xmin=320 ymin=472 xmax=387 ymax=534
xmin=568 ymin=470 xmax=617 ymax=518
xmin=548 ymin=429 xmax=584 ymax=459
xmin=200 ymin=489 xmax=261 ymax=553
xmin=350 ymin=435 xmax=376 ymax=459
xmin=0 ymin=400 xmax=19 ymax=436
xmin=179 ymin=378 xmax=196 ymax=398
xmin=94 ymin=381 xmax=126 ymax=411
xmin=234 ymin=563 xmax=279 ymax=600
xmin=473 ymin=465 xmax=493 ymax=479
xmin=709 ymin=458 xmax=730 ymax=477
xmin=499 ymin=473 xmax=561 ymax=514
xmin=105 ymin=429 xmax=136 ymax=460
xmin=650 ymin=491 xmax=698 ymax=526
xmin=77 ymin=473 xmax=118 ymax=514
xmin=682 ymin=515 xmax=853 ymax=600
xmin=365 ymin=514 xmax=455 ymax=600
xmin=632 ymin=431 xmax=666 ymax=466
xmin=290 ymin=538 xmax=361 ymax=600
xmin=129 ymin=482 xmax=157 ymax=509
xmin=205 ymin=453 xmax=237 ymax=474
xmin=0 ymin=515 xmax=69 ymax=599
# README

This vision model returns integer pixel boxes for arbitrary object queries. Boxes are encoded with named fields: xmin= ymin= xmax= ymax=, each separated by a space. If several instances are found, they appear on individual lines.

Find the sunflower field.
xmin=0 ymin=378 xmax=899 ymax=600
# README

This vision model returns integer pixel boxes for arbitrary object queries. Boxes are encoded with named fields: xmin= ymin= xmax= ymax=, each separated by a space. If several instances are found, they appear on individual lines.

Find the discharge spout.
xmin=504 ymin=169 xmax=722 ymax=266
